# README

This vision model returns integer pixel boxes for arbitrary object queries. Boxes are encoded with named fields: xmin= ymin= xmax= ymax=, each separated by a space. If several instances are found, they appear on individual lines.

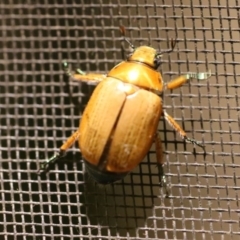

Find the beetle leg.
xmin=154 ymin=133 xmax=170 ymax=197
xmin=163 ymin=110 xmax=205 ymax=149
xmin=62 ymin=60 xmax=107 ymax=84
xmin=165 ymin=70 xmax=211 ymax=90
xmin=38 ymin=129 xmax=80 ymax=173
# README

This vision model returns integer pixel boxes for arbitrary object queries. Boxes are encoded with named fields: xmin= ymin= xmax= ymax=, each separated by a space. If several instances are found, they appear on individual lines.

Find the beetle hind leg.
xmin=38 ymin=129 xmax=80 ymax=173
xmin=154 ymin=133 xmax=170 ymax=197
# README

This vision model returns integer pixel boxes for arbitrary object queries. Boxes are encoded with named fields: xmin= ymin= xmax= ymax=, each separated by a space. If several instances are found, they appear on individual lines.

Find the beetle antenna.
xmin=156 ymin=24 xmax=178 ymax=56
xmin=119 ymin=25 xmax=135 ymax=50
xmin=156 ymin=38 xmax=177 ymax=56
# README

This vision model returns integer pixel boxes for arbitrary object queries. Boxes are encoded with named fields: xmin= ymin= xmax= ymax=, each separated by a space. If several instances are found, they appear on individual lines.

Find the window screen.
xmin=0 ymin=1 xmax=239 ymax=239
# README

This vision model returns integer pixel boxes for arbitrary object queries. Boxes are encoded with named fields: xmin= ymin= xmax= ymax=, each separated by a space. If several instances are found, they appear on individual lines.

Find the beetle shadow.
xmin=37 ymin=150 xmax=178 ymax=238
xmin=72 ymin=155 xmax=172 ymax=238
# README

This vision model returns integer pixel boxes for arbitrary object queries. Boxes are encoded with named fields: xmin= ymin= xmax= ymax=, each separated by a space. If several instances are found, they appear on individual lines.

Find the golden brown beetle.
xmin=40 ymin=26 xmax=210 ymax=194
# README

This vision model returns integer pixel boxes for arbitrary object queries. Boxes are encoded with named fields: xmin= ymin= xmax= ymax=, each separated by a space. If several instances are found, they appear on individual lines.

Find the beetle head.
xmin=128 ymin=46 xmax=162 ymax=69
xmin=120 ymin=26 xmax=176 ymax=69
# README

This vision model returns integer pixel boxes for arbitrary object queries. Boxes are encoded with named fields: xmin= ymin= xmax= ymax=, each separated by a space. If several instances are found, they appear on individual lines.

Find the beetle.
xmin=39 ymin=26 xmax=211 ymax=194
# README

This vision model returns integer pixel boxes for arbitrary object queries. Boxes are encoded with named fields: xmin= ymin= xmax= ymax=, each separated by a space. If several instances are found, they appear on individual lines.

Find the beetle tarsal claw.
xmin=160 ymin=175 xmax=170 ymax=198
xmin=62 ymin=60 xmax=74 ymax=77
xmin=76 ymin=68 xmax=86 ymax=75
xmin=38 ymin=152 xmax=61 ymax=174
xmin=185 ymin=69 xmax=211 ymax=81
xmin=157 ymin=164 xmax=170 ymax=197
xmin=184 ymin=137 xmax=205 ymax=149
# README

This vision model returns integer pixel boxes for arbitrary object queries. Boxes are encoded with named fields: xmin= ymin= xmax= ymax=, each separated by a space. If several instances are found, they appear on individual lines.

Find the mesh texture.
xmin=0 ymin=1 xmax=239 ymax=239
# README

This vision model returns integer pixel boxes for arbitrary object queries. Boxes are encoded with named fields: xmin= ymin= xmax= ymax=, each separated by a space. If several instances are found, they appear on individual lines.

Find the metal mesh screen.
xmin=0 ymin=1 xmax=239 ymax=239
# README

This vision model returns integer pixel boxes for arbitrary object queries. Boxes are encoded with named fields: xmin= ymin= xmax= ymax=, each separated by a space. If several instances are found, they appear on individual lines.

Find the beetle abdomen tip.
xmin=85 ymin=161 xmax=128 ymax=184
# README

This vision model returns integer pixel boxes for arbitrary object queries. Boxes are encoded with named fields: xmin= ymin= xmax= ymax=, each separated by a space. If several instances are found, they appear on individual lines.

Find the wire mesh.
xmin=0 ymin=0 xmax=239 ymax=239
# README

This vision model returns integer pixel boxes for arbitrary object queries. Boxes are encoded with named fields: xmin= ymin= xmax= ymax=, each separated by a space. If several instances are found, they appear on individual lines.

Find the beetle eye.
xmin=155 ymin=53 xmax=162 ymax=59
xmin=127 ymin=52 xmax=133 ymax=59
xmin=154 ymin=59 xmax=160 ymax=67
xmin=154 ymin=53 xmax=162 ymax=68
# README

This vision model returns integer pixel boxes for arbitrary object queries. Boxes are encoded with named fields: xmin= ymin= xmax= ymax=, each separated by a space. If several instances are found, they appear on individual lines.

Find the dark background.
xmin=0 ymin=1 xmax=239 ymax=239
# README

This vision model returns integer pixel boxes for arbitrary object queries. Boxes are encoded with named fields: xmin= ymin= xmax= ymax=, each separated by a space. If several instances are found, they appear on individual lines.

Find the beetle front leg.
xmin=163 ymin=110 xmax=205 ymax=149
xmin=62 ymin=60 xmax=107 ymax=84
xmin=38 ymin=129 xmax=80 ymax=173
xmin=165 ymin=70 xmax=211 ymax=90
xmin=154 ymin=133 xmax=170 ymax=197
